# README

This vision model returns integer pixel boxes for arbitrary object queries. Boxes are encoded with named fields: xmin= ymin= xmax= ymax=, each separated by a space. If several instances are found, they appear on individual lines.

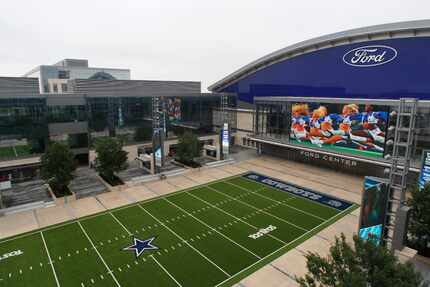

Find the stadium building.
xmin=209 ymin=19 xmax=430 ymax=176
xmin=0 ymin=75 xmax=236 ymax=183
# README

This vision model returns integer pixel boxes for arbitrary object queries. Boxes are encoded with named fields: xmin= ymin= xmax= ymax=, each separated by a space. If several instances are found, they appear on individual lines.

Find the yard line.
xmin=185 ymin=191 xmax=287 ymax=245
xmin=138 ymin=204 xmax=231 ymax=277
xmin=214 ymin=204 xmax=355 ymax=287
xmin=163 ymin=197 xmax=262 ymax=259
xmin=109 ymin=212 xmax=133 ymax=236
xmin=150 ymin=255 xmax=182 ymax=287
xmin=226 ymin=181 xmax=326 ymax=221
xmin=206 ymin=185 xmax=309 ymax=233
xmin=77 ymin=222 xmax=122 ymax=287
xmin=40 ymin=232 xmax=61 ymax=287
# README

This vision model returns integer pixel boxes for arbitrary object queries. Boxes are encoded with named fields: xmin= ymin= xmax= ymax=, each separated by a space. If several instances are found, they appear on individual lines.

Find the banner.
xmin=243 ymin=172 xmax=353 ymax=211
xmin=222 ymin=123 xmax=229 ymax=155
xmin=358 ymin=176 xmax=389 ymax=245
xmin=418 ymin=149 xmax=430 ymax=191
xmin=152 ymin=128 xmax=164 ymax=168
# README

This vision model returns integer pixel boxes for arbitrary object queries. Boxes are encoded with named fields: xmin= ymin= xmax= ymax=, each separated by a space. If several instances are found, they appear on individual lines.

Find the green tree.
xmin=407 ymin=184 xmax=430 ymax=255
xmin=134 ymin=126 xmax=151 ymax=142
xmin=40 ymin=142 xmax=76 ymax=196
xmin=94 ymin=137 xmax=128 ymax=183
xmin=176 ymin=131 xmax=201 ymax=164
xmin=297 ymin=233 xmax=426 ymax=287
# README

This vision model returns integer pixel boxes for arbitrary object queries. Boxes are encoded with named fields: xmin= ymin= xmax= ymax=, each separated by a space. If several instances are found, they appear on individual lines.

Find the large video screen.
xmin=290 ymin=102 xmax=389 ymax=158
xmin=166 ymin=97 xmax=181 ymax=123
xmin=358 ymin=177 xmax=389 ymax=245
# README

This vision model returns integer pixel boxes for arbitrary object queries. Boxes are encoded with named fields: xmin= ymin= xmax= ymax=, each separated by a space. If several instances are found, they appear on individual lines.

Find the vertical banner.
xmin=418 ymin=149 xmax=430 ymax=191
xmin=222 ymin=122 xmax=229 ymax=156
xmin=152 ymin=128 xmax=164 ymax=169
xmin=358 ymin=176 xmax=389 ymax=245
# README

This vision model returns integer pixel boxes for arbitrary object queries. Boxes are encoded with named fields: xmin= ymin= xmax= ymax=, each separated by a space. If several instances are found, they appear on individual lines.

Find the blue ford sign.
xmin=342 ymin=45 xmax=397 ymax=67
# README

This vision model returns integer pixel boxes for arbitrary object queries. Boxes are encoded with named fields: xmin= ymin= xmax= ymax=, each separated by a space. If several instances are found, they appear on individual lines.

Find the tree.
xmin=134 ymin=126 xmax=151 ymax=142
xmin=297 ymin=233 xmax=426 ymax=287
xmin=407 ymin=184 xmax=430 ymax=256
xmin=94 ymin=137 xmax=128 ymax=183
xmin=40 ymin=142 xmax=76 ymax=196
xmin=176 ymin=131 xmax=201 ymax=164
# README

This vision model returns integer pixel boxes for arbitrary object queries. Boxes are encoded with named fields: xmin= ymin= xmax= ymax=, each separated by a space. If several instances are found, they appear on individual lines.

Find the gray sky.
xmin=1 ymin=0 xmax=428 ymax=91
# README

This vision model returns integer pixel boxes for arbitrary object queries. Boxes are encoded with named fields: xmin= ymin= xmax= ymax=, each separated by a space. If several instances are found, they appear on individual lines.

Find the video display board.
xmin=358 ymin=176 xmax=389 ymax=245
xmin=290 ymin=103 xmax=389 ymax=158
xmin=418 ymin=149 xmax=430 ymax=191
xmin=166 ymin=98 xmax=181 ymax=123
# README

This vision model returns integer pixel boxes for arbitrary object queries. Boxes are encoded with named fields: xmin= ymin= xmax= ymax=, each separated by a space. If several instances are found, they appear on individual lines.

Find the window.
xmin=52 ymin=83 xmax=58 ymax=93
xmin=58 ymin=70 xmax=70 ymax=79
xmin=61 ymin=83 xmax=68 ymax=92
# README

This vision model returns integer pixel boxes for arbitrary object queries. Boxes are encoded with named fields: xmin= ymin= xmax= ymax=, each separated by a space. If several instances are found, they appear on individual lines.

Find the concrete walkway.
xmin=0 ymin=155 xmax=426 ymax=286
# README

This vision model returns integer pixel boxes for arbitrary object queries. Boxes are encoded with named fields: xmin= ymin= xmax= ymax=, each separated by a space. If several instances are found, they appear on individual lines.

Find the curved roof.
xmin=209 ymin=19 xmax=430 ymax=92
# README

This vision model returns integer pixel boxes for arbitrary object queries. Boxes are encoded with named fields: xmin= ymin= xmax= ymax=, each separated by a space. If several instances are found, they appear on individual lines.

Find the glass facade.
xmin=0 ymin=98 xmax=47 ymax=159
xmin=0 ymin=94 xmax=236 ymax=162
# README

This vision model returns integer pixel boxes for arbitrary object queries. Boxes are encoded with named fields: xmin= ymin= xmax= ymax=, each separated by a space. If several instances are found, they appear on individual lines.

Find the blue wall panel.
xmin=220 ymin=37 xmax=430 ymax=102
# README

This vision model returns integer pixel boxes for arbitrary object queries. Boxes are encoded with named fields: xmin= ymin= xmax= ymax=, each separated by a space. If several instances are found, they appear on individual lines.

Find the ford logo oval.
xmin=342 ymin=45 xmax=397 ymax=67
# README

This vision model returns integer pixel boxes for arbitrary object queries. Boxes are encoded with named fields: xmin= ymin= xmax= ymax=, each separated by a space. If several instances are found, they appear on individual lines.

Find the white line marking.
xmin=163 ymin=197 xmax=261 ymax=259
xmin=214 ymin=204 xmax=355 ymax=287
xmin=150 ymin=255 xmax=183 ymax=287
xmin=138 ymin=204 xmax=231 ymax=277
xmin=206 ymin=185 xmax=309 ymax=233
xmin=109 ymin=212 xmax=132 ymax=236
xmin=40 ymin=232 xmax=61 ymax=287
xmin=185 ymin=191 xmax=287 ymax=245
xmin=226 ymin=181 xmax=326 ymax=221
xmin=77 ymin=222 xmax=122 ymax=287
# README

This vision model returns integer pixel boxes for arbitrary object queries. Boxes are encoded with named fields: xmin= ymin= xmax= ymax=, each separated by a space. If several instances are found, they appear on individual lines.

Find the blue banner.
xmin=358 ymin=176 xmax=389 ymax=245
xmin=242 ymin=172 xmax=353 ymax=211
xmin=418 ymin=149 xmax=430 ymax=191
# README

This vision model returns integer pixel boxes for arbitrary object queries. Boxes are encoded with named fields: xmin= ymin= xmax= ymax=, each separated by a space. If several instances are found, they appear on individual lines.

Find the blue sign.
xmin=418 ymin=149 xmax=430 ymax=190
xmin=242 ymin=172 xmax=353 ymax=211
xmin=342 ymin=45 xmax=397 ymax=67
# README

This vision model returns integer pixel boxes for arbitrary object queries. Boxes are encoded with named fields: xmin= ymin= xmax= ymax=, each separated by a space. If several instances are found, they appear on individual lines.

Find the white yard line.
xmin=214 ymin=204 xmax=355 ymax=287
xmin=206 ymin=185 xmax=309 ymax=233
xmin=185 ymin=191 xmax=287 ymax=245
xmin=226 ymin=181 xmax=326 ymax=221
xmin=77 ymin=222 xmax=122 ymax=287
xmin=40 ymin=232 xmax=61 ymax=287
xmin=109 ymin=213 xmax=133 ymax=236
xmin=163 ymin=197 xmax=261 ymax=259
xmin=150 ymin=255 xmax=183 ymax=287
xmin=138 ymin=204 xmax=231 ymax=277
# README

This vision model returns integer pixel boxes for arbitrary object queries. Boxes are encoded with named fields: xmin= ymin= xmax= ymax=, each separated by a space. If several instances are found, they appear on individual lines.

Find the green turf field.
xmin=0 ymin=173 xmax=356 ymax=287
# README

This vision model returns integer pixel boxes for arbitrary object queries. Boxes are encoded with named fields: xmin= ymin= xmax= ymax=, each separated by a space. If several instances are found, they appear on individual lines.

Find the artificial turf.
xmin=0 ymin=172 xmax=356 ymax=287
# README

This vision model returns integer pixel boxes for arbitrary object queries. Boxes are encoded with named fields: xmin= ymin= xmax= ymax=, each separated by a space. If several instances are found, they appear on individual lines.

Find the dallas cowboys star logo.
xmin=123 ymin=237 xmax=159 ymax=258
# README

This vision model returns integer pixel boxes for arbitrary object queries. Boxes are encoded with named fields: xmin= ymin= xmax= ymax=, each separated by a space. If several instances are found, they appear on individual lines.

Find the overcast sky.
xmin=1 ymin=0 xmax=428 ymax=91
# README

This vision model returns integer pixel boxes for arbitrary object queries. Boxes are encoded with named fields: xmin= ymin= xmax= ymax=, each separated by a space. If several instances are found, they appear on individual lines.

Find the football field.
xmin=0 ymin=172 xmax=356 ymax=287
